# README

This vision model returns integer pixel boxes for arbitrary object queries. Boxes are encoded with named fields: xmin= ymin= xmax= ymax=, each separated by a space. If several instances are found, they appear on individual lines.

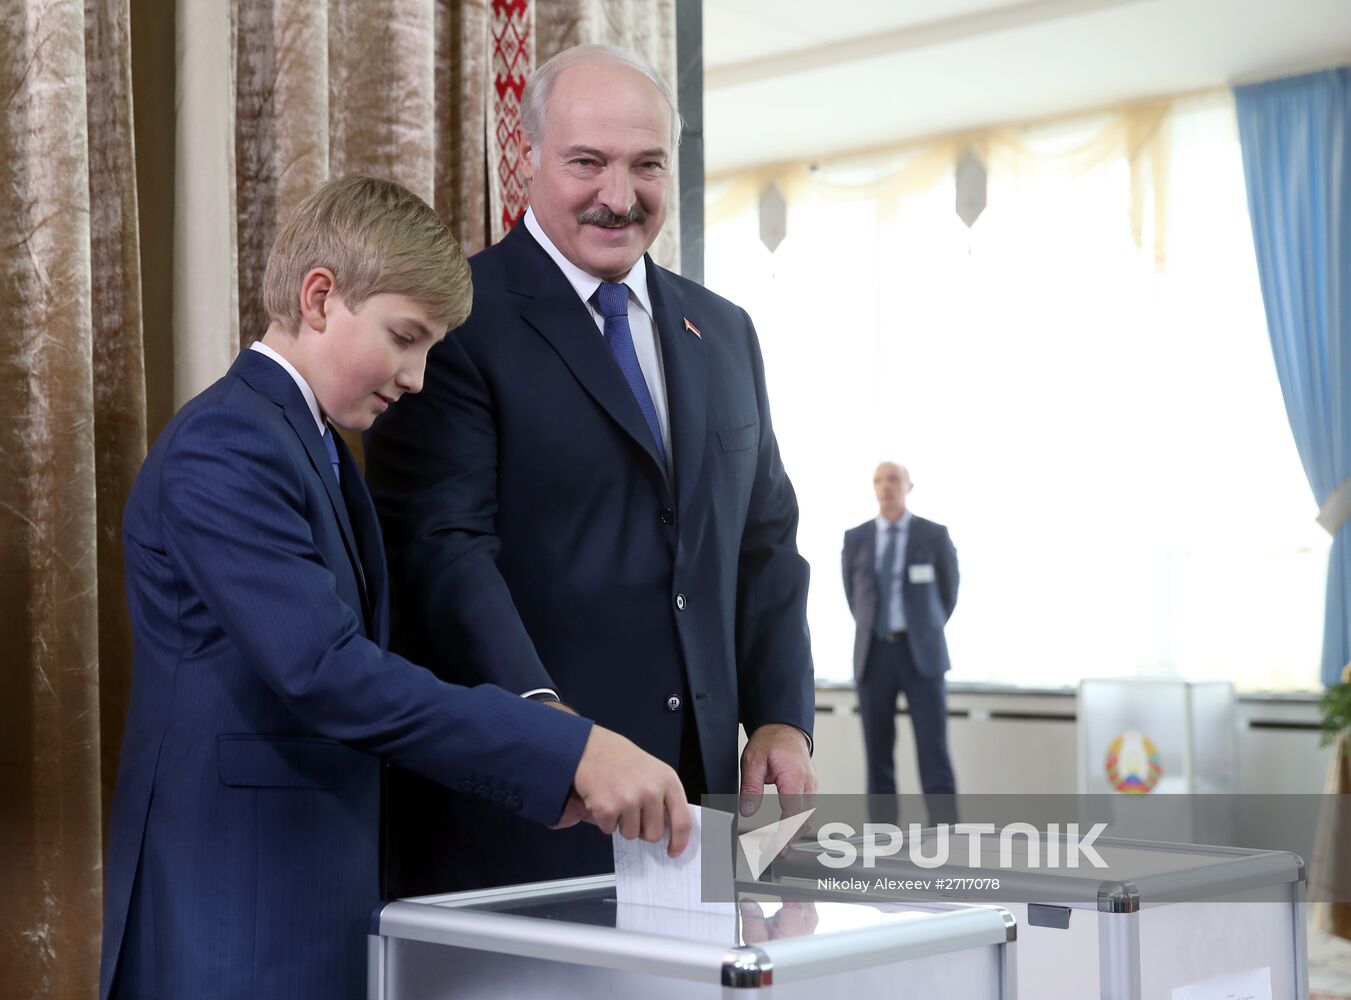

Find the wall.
xmin=810 ymin=684 xmax=1332 ymax=797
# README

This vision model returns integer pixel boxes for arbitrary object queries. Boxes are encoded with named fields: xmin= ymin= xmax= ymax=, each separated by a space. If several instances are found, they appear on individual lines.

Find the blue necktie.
xmin=593 ymin=281 xmax=666 ymax=464
xmin=875 ymin=523 xmax=899 ymax=638
xmin=321 ymin=427 xmax=341 ymax=485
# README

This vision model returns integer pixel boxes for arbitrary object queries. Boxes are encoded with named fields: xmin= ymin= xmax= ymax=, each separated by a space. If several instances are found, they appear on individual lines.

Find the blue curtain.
xmin=1235 ymin=68 xmax=1351 ymax=687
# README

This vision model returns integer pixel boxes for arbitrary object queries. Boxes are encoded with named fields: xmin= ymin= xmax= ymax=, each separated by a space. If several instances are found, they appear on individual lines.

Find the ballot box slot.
xmin=1026 ymin=904 xmax=1071 ymax=929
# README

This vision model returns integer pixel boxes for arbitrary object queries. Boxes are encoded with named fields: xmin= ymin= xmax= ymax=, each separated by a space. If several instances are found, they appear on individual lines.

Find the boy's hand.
xmin=564 ymin=725 xmax=692 ymax=857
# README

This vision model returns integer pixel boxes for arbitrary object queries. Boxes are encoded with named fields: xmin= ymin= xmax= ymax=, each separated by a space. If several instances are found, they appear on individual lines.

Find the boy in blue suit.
xmin=100 ymin=174 xmax=690 ymax=1000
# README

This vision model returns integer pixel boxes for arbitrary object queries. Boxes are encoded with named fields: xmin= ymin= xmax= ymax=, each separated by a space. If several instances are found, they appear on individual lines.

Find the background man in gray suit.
xmin=842 ymin=462 xmax=959 ymax=823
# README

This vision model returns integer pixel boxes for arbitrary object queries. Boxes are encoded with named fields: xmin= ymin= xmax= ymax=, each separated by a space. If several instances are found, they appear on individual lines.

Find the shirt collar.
xmin=523 ymin=207 xmax=652 ymax=319
xmin=876 ymin=510 xmax=913 ymax=533
xmin=249 ymin=340 xmax=326 ymax=437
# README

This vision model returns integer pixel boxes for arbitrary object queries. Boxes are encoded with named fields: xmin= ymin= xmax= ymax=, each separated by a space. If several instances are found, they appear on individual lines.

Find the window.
xmin=707 ymin=94 xmax=1326 ymax=690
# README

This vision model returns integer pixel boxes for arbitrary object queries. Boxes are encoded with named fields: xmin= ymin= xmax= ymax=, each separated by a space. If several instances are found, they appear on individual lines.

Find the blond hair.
xmin=263 ymin=174 xmax=471 ymax=332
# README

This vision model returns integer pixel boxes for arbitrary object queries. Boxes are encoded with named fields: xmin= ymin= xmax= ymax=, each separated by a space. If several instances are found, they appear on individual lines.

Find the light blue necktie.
xmin=875 ymin=523 xmax=899 ymax=638
xmin=321 ymin=427 xmax=341 ymax=485
xmin=592 ymin=281 xmax=666 ymax=464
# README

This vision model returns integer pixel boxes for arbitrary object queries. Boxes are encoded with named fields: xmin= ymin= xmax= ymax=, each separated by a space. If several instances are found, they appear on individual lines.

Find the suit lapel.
xmin=337 ymin=438 xmax=386 ymax=640
xmin=506 ymin=227 xmax=667 ymax=479
xmin=235 ymin=351 xmax=373 ymax=632
xmin=648 ymin=262 xmax=707 ymax=518
xmin=283 ymin=411 xmax=374 ymax=631
xmin=902 ymin=517 xmax=924 ymax=570
xmin=862 ymin=520 xmax=878 ymax=597
xmin=901 ymin=517 xmax=927 ymax=598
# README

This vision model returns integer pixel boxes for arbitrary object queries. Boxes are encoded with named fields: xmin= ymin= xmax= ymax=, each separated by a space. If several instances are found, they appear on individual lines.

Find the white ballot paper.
xmin=613 ymin=804 xmax=736 ymax=917
xmin=1171 ymin=966 xmax=1272 ymax=1000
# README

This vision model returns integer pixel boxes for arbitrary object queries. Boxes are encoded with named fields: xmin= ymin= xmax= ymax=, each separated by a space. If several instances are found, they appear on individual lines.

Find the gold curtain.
xmin=706 ymin=95 xmax=1189 ymax=269
xmin=172 ymin=0 xmax=497 ymax=416
xmin=235 ymin=0 xmax=446 ymax=345
xmin=1 ymin=1 xmax=145 ymax=998
xmin=1 ymin=1 xmax=678 ymax=995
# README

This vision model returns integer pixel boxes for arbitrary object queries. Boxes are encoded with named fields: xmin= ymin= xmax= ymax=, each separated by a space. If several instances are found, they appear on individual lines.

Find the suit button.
xmin=660 ymin=507 xmax=675 ymax=525
xmin=675 ymin=593 xmax=687 ymax=611
xmin=666 ymin=695 xmax=682 ymax=711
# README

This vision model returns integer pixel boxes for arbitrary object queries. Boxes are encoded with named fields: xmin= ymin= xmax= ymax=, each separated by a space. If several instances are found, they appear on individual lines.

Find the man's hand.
xmin=560 ymin=725 xmax=692 ymax=858
xmin=739 ymin=723 xmax=817 ymax=817
xmin=739 ymin=900 xmax=820 ymax=943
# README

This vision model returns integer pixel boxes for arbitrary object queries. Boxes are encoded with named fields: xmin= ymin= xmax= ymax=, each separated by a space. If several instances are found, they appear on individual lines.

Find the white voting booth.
xmin=368 ymin=874 xmax=1018 ymax=999
xmin=1078 ymin=678 xmax=1238 ymax=844
xmin=1078 ymin=678 xmax=1237 ymax=796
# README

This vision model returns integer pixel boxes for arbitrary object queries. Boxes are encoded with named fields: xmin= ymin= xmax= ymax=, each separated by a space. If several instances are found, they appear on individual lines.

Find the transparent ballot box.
xmin=772 ymin=832 xmax=1306 ymax=1000
xmin=368 ymin=874 xmax=1018 ymax=998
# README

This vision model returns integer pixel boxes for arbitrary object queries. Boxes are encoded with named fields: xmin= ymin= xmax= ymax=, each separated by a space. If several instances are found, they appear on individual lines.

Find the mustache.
xmin=577 ymin=205 xmax=647 ymax=228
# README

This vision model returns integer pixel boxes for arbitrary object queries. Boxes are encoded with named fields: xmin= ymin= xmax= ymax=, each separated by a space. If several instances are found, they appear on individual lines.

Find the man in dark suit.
xmin=100 ymin=175 xmax=689 ymax=1000
xmin=842 ymin=462 xmax=959 ymax=824
xmin=364 ymin=44 xmax=817 ymax=893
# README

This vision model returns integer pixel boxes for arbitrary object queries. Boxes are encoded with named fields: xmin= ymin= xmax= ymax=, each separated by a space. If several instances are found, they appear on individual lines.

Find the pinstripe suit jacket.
xmin=99 ymin=349 xmax=591 ymax=1000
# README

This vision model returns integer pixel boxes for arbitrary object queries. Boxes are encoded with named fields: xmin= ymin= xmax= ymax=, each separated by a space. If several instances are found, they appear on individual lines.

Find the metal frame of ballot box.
xmin=368 ymin=873 xmax=1019 ymax=999
xmin=771 ymin=834 xmax=1307 ymax=1000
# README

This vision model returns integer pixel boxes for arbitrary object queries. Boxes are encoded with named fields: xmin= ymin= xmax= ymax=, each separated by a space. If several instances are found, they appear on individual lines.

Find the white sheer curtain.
xmin=708 ymin=93 xmax=1327 ymax=691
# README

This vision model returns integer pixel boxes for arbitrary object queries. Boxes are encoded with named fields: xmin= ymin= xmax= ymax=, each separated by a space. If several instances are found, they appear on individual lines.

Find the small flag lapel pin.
xmin=683 ymin=317 xmax=702 ymax=338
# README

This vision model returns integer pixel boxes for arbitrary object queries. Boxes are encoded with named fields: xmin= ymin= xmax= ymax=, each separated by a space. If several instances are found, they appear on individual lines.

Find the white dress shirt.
xmin=523 ymin=208 xmax=672 ymax=470
xmin=875 ymin=511 xmax=913 ymax=633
